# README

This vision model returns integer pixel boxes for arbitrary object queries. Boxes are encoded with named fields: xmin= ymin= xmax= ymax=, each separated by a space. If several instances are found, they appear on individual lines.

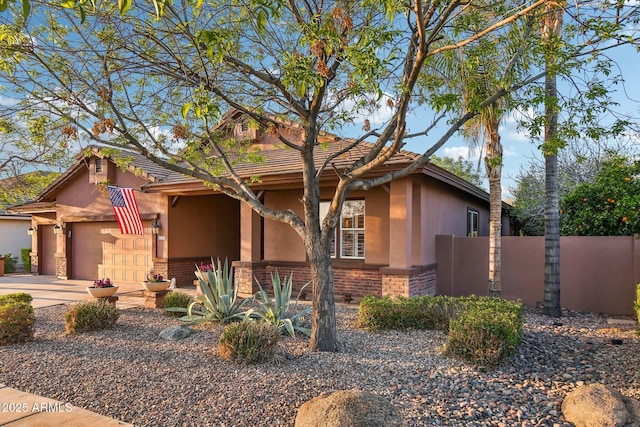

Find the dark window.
xmin=467 ymin=208 xmax=479 ymax=237
xmin=95 ymin=158 xmax=103 ymax=174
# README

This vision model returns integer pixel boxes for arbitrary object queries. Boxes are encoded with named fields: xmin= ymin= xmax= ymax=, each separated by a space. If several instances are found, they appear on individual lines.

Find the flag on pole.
xmin=108 ymin=186 xmax=144 ymax=235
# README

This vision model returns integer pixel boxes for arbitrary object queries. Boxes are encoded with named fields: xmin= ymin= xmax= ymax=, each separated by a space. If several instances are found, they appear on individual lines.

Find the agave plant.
xmin=244 ymin=270 xmax=311 ymax=337
xmin=168 ymin=258 xmax=248 ymax=323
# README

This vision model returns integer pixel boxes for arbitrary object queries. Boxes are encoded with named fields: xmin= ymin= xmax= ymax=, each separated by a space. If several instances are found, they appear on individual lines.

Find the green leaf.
xmin=21 ymin=0 xmax=30 ymax=18
xmin=118 ymin=0 xmax=132 ymax=16
xmin=60 ymin=0 xmax=76 ymax=8
xmin=0 ymin=0 xmax=7 ymax=13
xmin=256 ymin=9 xmax=267 ymax=32
xmin=181 ymin=103 xmax=192 ymax=119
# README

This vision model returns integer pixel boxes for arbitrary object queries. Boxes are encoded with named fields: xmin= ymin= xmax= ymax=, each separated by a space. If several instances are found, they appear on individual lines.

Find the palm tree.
xmin=541 ymin=1 xmax=564 ymax=317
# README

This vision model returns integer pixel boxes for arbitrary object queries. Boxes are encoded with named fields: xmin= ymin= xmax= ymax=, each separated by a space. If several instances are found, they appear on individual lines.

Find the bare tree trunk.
xmin=542 ymin=2 xmax=563 ymax=317
xmin=485 ymin=119 xmax=502 ymax=298
xmin=308 ymin=247 xmax=337 ymax=351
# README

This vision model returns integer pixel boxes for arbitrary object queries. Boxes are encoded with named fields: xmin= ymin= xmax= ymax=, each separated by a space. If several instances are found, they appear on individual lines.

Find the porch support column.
xmin=382 ymin=179 xmax=415 ymax=297
xmin=388 ymin=178 xmax=413 ymax=268
xmin=235 ymin=203 xmax=264 ymax=295
xmin=55 ymin=222 xmax=68 ymax=279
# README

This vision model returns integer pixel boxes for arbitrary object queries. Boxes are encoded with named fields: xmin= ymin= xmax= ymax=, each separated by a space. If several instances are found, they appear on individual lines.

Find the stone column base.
xmin=144 ymin=290 xmax=171 ymax=309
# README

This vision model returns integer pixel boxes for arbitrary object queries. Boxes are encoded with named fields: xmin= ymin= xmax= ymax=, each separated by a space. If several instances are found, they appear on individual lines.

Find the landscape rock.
xmin=295 ymin=389 xmax=406 ymax=427
xmin=562 ymin=383 xmax=640 ymax=427
xmin=158 ymin=325 xmax=192 ymax=341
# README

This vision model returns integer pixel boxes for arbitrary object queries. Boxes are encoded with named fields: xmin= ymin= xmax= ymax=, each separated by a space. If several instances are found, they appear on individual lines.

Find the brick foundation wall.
xmin=196 ymin=259 xmax=437 ymax=299
xmin=381 ymin=264 xmax=437 ymax=297
xmin=166 ymin=257 xmax=212 ymax=287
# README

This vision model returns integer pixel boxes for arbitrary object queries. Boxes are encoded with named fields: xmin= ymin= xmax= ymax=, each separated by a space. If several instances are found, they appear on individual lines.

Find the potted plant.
xmin=86 ymin=278 xmax=118 ymax=298
xmin=142 ymin=270 xmax=170 ymax=292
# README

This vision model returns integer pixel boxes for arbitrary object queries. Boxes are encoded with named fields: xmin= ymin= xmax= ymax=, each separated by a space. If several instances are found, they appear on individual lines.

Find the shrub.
xmin=244 ymin=270 xmax=311 ymax=337
xmin=163 ymin=292 xmax=194 ymax=317
xmin=445 ymin=301 xmax=523 ymax=367
xmin=0 ymin=293 xmax=35 ymax=345
xmin=2 ymin=254 xmax=17 ymax=274
xmin=21 ymin=249 xmax=31 ymax=273
xmin=219 ymin=320 xmax=280 ymax=364
xmin=356 ymin=294 xmax=474 ymax=331
xmin=0 ymin=292 xmax=33 ymax=305
xmin=63 ymin=300 xmax=119 ymax=334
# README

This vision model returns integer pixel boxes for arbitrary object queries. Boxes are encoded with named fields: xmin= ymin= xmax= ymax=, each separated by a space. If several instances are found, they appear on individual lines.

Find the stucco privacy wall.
xmin=436 ymin=235 xmax=640 ymax=315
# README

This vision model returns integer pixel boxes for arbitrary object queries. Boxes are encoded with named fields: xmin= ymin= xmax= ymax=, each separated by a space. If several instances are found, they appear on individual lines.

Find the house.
xmin=0 ymin=210 xmax=31 ymax=271
xmin=9 ymin=112 xmax=510 ymax=298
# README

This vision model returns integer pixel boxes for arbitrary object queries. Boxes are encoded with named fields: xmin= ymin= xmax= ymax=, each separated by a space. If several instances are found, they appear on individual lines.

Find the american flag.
xmin=108 ymin=186 xmax=144 ymax=235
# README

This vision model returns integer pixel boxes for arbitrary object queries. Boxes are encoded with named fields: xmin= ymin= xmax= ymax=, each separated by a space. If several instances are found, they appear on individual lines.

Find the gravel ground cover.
xmin=0 ymin=303 xmax=638 ymax=426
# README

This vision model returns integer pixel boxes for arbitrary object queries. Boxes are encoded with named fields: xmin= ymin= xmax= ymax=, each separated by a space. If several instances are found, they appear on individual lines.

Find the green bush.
xmin=357 ymin=294 xmax=524 ymax=367
xmin=63 ymin=300 xmax=119 ymax=334
xmin=2 ymin=254 xmax=17 ymax=274
xmin=357 ymin=294 xmax=484 ymax=331
xmin=21 ymin=249 xmax=31 ymax=273
xmin=0 ymin=293 xmax=35 ymax=345
xmin=219 ymin=320 xmax=280 ymax=364
xmin=163 ymin=291 xmax=194 ymax=317
xmin=0 ymin=292 xmax=33 ymax=305
xmin=445 ymin=302 xmax=523 ymax=367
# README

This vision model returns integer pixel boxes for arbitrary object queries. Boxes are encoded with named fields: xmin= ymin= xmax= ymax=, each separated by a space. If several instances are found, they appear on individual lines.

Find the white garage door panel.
xmin=73 ymin=222 xmax=151 ymax=285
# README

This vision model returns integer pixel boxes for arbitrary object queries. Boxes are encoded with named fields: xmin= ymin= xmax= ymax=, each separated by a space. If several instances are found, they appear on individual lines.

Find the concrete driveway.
xmin=0 ymin=274 xmax=148 ymax=309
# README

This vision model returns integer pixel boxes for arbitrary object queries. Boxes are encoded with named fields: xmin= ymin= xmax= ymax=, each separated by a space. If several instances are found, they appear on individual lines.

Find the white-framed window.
xmin=467 ymin=208 xmax=479 ymax=237
xmin=319 ymin=200 xmax=365 ymax=259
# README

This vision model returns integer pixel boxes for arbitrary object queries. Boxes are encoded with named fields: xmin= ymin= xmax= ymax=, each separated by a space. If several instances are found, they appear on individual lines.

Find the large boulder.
xmin=562 ymin=383 xmax=640 ymax=427
xmin=295 ymin=389 xmax=406 ymax=427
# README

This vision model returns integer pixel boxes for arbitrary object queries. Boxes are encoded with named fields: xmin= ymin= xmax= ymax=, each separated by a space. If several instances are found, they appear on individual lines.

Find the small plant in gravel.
xmin=0 ymin=292 xmax=35 ymax=345
xmin=174 ymin=258 xmax=249 ymax=323
xmin=163 ymin=291 xmax=194 ymax=317
xmin=218 ymin=320 xmax=280 ymax=364
xmin=63 ymin=300 xmax=119 ymax=334
xmin=445 ymin=302 xmax=523 ymax=368
xmin=243 ymin=270 xmax=311 ymax=337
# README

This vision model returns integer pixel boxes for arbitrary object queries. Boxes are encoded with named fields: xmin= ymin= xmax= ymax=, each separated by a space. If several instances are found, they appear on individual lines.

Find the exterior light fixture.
xmin=53 ymin=224 xmax=63 ymax=235
xmin=151 ymin=219 xmax=161 ymax=235
xmin=27 ymin=226 xmax=36 ymax=236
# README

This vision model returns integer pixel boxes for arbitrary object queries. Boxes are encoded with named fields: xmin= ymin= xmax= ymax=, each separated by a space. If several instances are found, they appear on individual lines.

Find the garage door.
xmin=72 ymin=222 xmax=152 ymax=285
xmin=39 ymin=225 xmax=56 ymax=275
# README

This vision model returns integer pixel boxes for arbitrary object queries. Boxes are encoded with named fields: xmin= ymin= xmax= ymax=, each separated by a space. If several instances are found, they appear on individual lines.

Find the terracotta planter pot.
xmin=86 ymin=286 xmax=118 ymax=298
xmin=142 ymin=281 xmax=170 ymax=292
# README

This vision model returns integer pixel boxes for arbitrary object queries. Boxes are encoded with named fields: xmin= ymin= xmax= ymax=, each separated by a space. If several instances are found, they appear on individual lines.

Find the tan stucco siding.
xmin=363 ymin=188 xmax=389 ymax=265
xmin=167 ymin=194 xmax=240 ymax=259
xmin=424 ymin=178 xmax=490 ymax=263
xmin=263 ymin=190 xmax=306 ymax=262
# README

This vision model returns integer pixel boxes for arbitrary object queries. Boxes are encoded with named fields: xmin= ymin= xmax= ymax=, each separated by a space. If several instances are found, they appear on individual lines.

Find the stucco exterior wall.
xmin=167 ymin=194 xmax=240 ymax=259
xmin=263 ymin=190 xmax=306 ymax=261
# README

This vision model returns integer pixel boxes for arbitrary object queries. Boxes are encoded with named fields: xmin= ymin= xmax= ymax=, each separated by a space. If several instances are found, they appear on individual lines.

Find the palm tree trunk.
xmin=542 ymin=2 xmax=563 ymax=317
xmin=485 ymin=119 xmax=502 ymax=298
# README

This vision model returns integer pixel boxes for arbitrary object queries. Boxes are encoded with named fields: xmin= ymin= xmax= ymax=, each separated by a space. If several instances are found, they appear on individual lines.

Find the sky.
xmin=338 ymin=43 xmax=640 ymax=201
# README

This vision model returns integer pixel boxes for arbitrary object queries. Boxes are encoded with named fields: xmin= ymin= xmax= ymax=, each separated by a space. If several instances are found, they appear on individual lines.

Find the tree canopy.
xmin=1 ymin=0 xmax=639 ymax=345
xmin=561 ymin=154 xmax=640 ymax=236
